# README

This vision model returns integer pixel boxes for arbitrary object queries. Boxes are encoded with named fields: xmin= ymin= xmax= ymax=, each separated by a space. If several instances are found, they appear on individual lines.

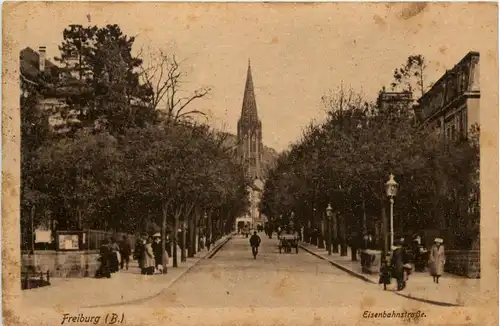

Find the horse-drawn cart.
xmin=278 ymin=233 xmax=299 ymax=254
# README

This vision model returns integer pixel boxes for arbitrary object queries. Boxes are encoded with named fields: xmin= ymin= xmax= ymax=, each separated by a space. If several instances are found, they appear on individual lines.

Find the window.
xmin=462 ymin=109 xmax=468 ymax=137
xmin=461 ymin=71 xmax=468 ymax=93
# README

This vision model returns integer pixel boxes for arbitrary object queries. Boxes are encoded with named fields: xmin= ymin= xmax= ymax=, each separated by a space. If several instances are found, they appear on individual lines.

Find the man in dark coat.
xmin=152 ymin=237 xmax=163 ymax=271
xmin=390 ymin=238 xmax=409 ymax=291
xmin=96 ymin=240 xmax=112 ymax=278
xmin=249 ymin=231 xmax=261 ymax=259
xmin=120 ymin=235 xmax=131 ymax=270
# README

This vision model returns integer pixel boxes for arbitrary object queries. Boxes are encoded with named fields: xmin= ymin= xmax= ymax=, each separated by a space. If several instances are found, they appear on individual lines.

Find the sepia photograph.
xmin=2 ymin=2 xmax=498 ymax=325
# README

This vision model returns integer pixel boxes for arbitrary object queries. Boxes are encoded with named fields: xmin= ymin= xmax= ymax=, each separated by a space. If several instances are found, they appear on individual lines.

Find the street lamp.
xmin=326 ymin=204 xmax=333 ymax=255
xmin=385 ymin=174 xmax=399 ymax=250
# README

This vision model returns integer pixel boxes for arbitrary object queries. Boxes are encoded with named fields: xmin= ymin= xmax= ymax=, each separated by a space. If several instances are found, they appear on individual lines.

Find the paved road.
xmin=142 ymin=233 xmax=436 ymax=309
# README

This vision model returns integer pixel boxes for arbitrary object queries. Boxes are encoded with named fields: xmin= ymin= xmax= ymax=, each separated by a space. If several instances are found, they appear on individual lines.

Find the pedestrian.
xmin=249 ymin=231 xmax=261 ymax=259
xmin=152 ymin=236 xmax=163 ymax=273
xmin=199 ymin=232 xmax=205 ymax=251
xmin=367 ymin=234 xmax=375 ymax=250
xmin=109 ymin=237 xmax=121 ymax=273
xmin=135 ymin=237 xmax=146 ymax=271
xmin=390 ymin=238 xmax=408 ymax=291
xmin=141 ymin=236 xmax=155 ymax=275
xmin=378 ymin=259 xmax=391 ymax=290
xmin=95 ymin=239 xmax=112 ymax=278
xmin=161 ymin=244 xmax=169 ymax=274
xmin=349 ymin=232 xmax=359 ymax=261
xmin=429 ymin=238 xmax=446 ymax=284
xmin=206 ymin=232 xmax=211 ymax=251
xmin=120 ymin=235 xmax=131 ymax=270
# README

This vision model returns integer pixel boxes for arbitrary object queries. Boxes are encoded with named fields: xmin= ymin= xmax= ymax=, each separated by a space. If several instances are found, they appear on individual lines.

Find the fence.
xmin=84 ymin=230 xmax=137 ymax=251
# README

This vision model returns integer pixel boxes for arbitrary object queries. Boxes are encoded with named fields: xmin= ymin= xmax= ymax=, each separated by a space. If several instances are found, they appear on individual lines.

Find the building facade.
xmin=414 ymin=51 xmax=480 ymax=141
xmin=413 ymin=52 xmax=480 ymax=278
xmin=376 ymin=90 xmax=414 ymax=114
xmin=20 ymin=46 xmax=82 ymax=132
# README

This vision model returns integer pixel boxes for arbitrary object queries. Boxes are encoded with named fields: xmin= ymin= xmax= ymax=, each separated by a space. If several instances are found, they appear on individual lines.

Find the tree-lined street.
xmin=15 ymin=10 xmax=485 ymax=323
xmin=142 ymin=233 xmax=433 ymax=309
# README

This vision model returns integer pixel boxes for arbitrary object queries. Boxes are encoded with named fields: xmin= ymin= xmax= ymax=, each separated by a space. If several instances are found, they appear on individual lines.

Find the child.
xmin=379 ymin=259 xmax=392 ymax=290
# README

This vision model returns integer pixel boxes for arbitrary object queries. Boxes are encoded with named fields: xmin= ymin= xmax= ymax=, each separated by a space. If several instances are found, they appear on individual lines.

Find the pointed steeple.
xmin=240 ymin=60 xmax=259 ymax=124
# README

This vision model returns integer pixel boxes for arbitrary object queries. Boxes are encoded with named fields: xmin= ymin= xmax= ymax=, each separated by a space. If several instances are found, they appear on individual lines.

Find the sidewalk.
xmin=300 ymin=242 xmax=481 ymax=307
xmin=21 ymin=234 xmax=233 ymax=309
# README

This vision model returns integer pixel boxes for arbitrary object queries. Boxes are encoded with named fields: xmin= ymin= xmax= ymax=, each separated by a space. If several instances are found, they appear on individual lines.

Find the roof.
xmin=418 ymin=51 xmax=480 ymax=104
xmin=239 ymin=60 xmax=260 ymax=125
xmin=20 ymin=47 xmax=59 ymax=81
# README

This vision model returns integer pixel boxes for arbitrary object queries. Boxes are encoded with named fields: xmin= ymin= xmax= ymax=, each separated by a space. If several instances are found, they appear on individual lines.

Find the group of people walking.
xmin=134 ymin=235 xmax=169 ymax=275
xmin=379 ymin=237 xmax=446 ymax=291
xmin=95 ymin=235 xmax=132 ymax=278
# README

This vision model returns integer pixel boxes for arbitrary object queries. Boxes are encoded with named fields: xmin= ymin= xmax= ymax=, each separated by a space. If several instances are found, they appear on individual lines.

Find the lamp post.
xmin=385 ymin=174 xmax=399 ymax=250
xmin=326 ymin=204 xmax=333 ymax=255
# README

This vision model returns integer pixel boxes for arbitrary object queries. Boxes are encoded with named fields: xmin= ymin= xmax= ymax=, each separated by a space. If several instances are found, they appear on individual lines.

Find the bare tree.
xmin=139 ymin=47 xmax=211 ymax=124
xmin=321 ymin=83 xmax=368 ymax=119
xmin=391 ymin=54 xmax=430 ymax=97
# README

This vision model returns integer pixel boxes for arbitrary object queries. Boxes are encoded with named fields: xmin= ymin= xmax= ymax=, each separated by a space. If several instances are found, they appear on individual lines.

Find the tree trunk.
xmin=173 ymin=213 xmax=179 ymax=267
xmin=208 ymin=210 xmax=213 ymax=246
xmin=340 ymin=214 xmax=348 ymax=256
xmin=187 ymin=217 xmax=194 ymax=258
xmin=362 ymin=199 xmax=367 ymax=235
xmin=318 ymin=217 xmax=325 ymax=249
xmin=195 ymin=209 xmax=200 ymax=253
xmin=181 ymin=219 xmax=187 ymax=262
xmin=181 ymin=204 xmax=196 ymax=262
xmin=332 ymin=214 xmax=339 ymax=253
xmin=161 ymin=202 xmax=168 ymax=266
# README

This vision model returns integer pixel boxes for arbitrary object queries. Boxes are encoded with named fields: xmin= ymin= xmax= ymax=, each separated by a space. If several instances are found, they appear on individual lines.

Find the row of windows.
xmin=421 ymin=63 xmax=471 ymax=119
xmin=442 ymin=108 xmax=468 ymax=142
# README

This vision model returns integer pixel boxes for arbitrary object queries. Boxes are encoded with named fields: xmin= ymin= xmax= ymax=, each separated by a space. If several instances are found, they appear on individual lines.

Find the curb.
xmin=300 ymin=243 xmax=463 ymax=307
xmin=393 ymin=292 xmax=462 ymax=307
xmin=206 ymin=235 xmax=233 ymax=259
xmin=85 ymin=234 xmax=234 ymax=308
xmin=299 ymin=244 xmax=376 ymax=284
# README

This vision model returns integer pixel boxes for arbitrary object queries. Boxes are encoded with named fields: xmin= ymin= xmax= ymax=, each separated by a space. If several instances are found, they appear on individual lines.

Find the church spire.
xmin=240 ymin=59 xmax=259 ymax=124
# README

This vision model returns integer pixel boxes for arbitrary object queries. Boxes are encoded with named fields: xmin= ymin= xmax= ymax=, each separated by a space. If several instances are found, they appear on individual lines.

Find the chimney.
xmin=39 ymin=46 xmax=46 ymax=72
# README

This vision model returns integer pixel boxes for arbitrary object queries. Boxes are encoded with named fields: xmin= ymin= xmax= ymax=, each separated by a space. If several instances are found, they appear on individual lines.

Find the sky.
xmin=8 ymin=2 xmax=497 ymax=152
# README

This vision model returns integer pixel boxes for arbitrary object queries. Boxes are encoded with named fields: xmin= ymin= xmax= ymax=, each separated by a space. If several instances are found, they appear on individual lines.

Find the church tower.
xmin=237 ymin=60 xmax=263 ymax=180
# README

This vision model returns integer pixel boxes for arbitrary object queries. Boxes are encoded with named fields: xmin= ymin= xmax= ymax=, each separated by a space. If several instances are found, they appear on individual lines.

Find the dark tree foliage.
xmin=261 ymin=86 xmax=479 ymax=250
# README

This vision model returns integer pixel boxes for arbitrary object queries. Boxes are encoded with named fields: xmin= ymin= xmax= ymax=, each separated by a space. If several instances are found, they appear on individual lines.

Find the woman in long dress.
xmin=109 ymin=238 xmax=121 ymax=273
xmin=141 ymin=236 xmax=155 ymax=275
xmin=429 ymin=238 xmax=446 ymax=283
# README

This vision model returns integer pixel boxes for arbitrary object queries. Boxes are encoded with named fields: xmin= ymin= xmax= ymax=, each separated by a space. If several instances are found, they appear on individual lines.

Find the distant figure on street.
xmin=348 ymin=232 xmax=359 ymax=261
xmin=429 ymin=238 xmax=445 ymax=284
xmin=120 ymin=235 xmax=131 ymax=270
xmin=141 ymin=236 xmax=155 ymax=275
xmin=160 ymin=245 xmax=169 ymax=274
xmin=199 ymin=233 xmax=205 ymax=250
xmin=249 ymin=231 xmax=261 ymax=259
